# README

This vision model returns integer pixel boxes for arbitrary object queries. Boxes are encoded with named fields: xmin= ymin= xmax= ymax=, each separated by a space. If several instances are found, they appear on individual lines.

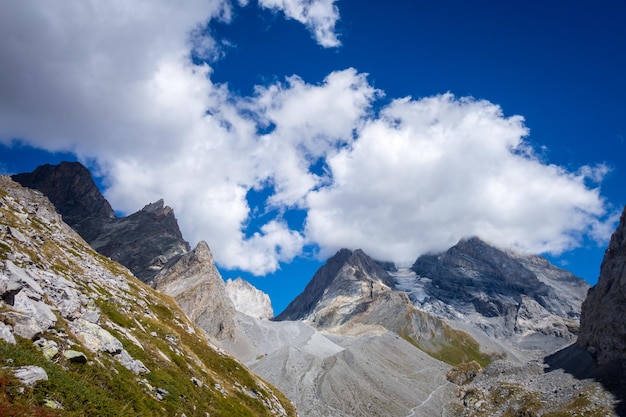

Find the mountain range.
xmin=3 ymin=161 xmax=626 ymax=416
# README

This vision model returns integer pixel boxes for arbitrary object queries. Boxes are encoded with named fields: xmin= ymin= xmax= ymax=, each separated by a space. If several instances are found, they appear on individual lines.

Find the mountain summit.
xmin=406 ymin=236 xmax=589 ymax=352
xmin=13 ymin=162 xmax=190 ymax=281
xmin=11 ymin=161 xmax=115 ymax=242
xmin=276 ymin=248 xmax=394 ymax=323
xmin=152 ymin=241 xmax=237 ymax=340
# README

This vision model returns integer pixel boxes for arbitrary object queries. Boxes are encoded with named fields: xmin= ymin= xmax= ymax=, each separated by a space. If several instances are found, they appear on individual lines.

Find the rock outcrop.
xmin=152 ymin=241 xmax=237 ymax=340
xmin=0 ymin=175 xmax=296 ymax=416
xmin=578 ymin=206 xmax=626 ymax=364
xmin=89 ymin=198 xmax=190 ymax=281
xmin=12 ymin=162 xmax=190 ymax=281
xmin=407 ymin=237 xmax=589 ymax=352
xmin=226 ymin=277 xmax=274 ymax=319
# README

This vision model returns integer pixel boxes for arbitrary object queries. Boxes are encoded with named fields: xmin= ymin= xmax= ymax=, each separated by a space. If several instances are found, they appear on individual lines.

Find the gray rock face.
xmin=225 ymin=277 xmax=274 ymax=319
xmin=13 ymin=162 xmax=190 ymax=281
xmin=276 ymin=248 xmax=395 ymax=324
xmin=152 ymin=241 xmax=236 ymax=340
xmin=408 ymin=237 xmax=589 ymax=351
xmin=13 ymin=366 xmax=48 ymax=386
xmin=89 ymin=198 xmax=190 ymax=281
xmin=578 ymin=206 xmax=626 ymax=364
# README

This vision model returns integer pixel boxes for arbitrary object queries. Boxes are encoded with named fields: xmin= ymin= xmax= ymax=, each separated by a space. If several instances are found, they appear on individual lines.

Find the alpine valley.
xmin=2 ymin=161 xmax=625 ymax=416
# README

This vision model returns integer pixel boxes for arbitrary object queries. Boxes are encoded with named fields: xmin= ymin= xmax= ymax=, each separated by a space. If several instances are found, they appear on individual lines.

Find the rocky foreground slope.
xmin=0 ymin=176 xmax=296 ymax=417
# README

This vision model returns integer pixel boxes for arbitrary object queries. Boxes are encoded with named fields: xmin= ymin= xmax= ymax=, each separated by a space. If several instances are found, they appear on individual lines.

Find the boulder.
xmin=69 ymin=319 xmax=123 ymax=354
xmin=13 ymin=365 xmax=48 ymax=386
xmin=0 ymin=321 xmax=16 ymax=344
xmin=63 ymin=349 xmax=87 ymax=364
xmin=13 ymin=291 xmax=57 ymax=331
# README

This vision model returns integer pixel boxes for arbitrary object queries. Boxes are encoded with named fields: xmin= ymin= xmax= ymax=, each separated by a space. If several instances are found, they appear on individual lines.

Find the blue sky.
xmin=1 ymin=1 xmax=624 ymax=314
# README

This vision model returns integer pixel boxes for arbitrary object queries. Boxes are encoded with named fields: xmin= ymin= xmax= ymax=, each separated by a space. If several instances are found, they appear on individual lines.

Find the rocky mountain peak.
xmin=577 ymin=206 xmax=626 ymax=364
xmin=13 ymin=162 xmax=190 ymax=281
xmin=12 ymin=161 xmax=115 ymax=242
xmin=225 ymin=277 xmax=274 ymax=319
xmin=407 ymin=236 xmax=589 ymax=352
xmin=141 ymin=198 xmax=175 ymax=217
xmin=275 ymin=248 xmax=393 ymax=322
xmin=152 ymin=241 xmax=236 ymax=340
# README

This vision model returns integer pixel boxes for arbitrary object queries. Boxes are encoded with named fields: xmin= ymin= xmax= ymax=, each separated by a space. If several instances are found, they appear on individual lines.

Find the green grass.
xmin=399 ymin=311 xmax=492 ymax=367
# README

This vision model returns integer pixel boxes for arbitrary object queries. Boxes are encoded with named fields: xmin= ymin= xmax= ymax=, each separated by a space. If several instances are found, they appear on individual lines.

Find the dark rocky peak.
xmin=13 ymin=162 xmax=190 ymax=282
xmin=413 ymin=237 xmax=562 ymax=312
xmin=578 ymin=206 xmax=626 ymax=364
xmin=89 ymin=199 xmax=190 ymax=282
xmin=275 ymin=248 xmax=394 ymax=321
xmin=408 ymin=236 xmax=589 ymax=350
xmin=12 ymin=161 xmax=115 ymax=242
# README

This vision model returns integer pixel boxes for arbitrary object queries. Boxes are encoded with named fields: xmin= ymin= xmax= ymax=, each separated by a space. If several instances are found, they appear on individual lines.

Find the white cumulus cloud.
xmin=0 ymin=0 xmax=615 ymax=275
xmin=306 ymin=94 xmax=611 ymax=265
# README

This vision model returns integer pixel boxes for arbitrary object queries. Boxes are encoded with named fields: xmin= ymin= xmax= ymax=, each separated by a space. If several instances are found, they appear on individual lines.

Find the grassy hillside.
xmin=0 ymin=177 xmax=296 ymax=417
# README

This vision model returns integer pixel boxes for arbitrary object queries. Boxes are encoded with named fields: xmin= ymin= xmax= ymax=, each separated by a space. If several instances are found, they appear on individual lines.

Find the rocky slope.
xmin=152 ymin=241 xmax=237 ymax=340
xmin=406 ymin=237 xmax=589 ymax=353
xmin=447 ymin=219 xmax=626 ymax=417
xmin=222 ymin=313 xmax=456 ymax=417
xmin=578 ymin=205 xmax=626 ymax=364
xmin=149 ymin=246 xmax=462 ymax=416
xmin=226 ymin=278 xmax=274 ymax=320
xmin=0 ymin=176 xmax=296 ymax=416
xmin=277 ymin=248 xmax=492 ymax=365
xmin=13 ymin=162 xmax=190 ymax=281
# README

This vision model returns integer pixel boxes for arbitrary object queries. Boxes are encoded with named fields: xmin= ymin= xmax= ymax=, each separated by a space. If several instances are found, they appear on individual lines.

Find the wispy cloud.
xmin=258 ymin=0 xmax=341 ymax=47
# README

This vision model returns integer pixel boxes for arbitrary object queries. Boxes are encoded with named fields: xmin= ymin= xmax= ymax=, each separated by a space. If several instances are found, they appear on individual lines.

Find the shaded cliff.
xmin=578 ymin=206 xmax=626 ymax=364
